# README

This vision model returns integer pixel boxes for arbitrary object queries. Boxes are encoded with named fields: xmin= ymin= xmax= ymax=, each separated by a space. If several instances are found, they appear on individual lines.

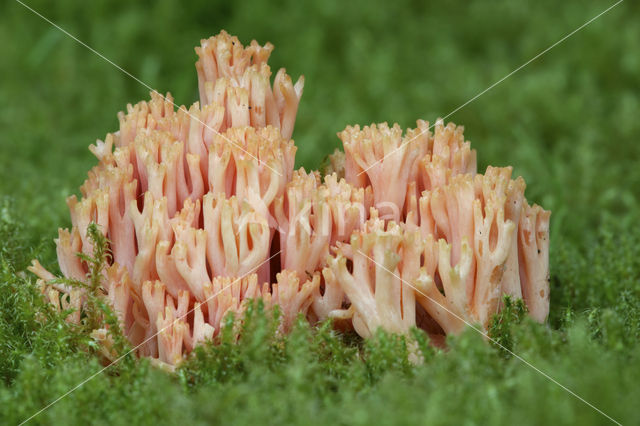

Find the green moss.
xmin=488 ymin=295 xmax=528 ymax=356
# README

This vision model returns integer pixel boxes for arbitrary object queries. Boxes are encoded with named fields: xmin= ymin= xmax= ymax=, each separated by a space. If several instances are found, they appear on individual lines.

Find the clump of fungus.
xmin=30 ymin=30 xmax=550 ymax=367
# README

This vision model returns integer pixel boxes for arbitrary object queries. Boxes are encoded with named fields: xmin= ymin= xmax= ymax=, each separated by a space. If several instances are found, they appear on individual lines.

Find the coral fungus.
xmin=30 ymin=30 xmax=550 ymax=367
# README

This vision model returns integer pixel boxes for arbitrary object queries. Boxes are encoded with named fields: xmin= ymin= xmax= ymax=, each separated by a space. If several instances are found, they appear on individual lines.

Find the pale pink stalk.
xmin=431 ymin=119 xmax=477 ymax=179
xmin=54 ymin=228 xmax=86 ymax=281
xmin=413 ymin=236 xmax=473 ymax=335
xmin=203 ymin=193 xmax=272 ymax=284
xmin=405 ymin=119 xmax=434 ymax=186
xmin=518 ymin=202 xmax=551 ymax=322
xmin=310 ymin=175 xmax=373 ymax=321
xmin=480 ymin=167 xmax=527 ymax=301
xmin=410 ymin=170 xmax=550 ymax=332
xmin=223 ymin=126 xmax=295 ymax=214
xmin=311 ymin=267 xmax=346 ymax=323
xmin=195 ymin=31 xmax=304 ymax=139
xmin=156 ymin=306 xmax=188 ymax=365
xmin=66 ymin=191 xmax=109 ymax=256
xmin=339 ymin=123 xmax=420 ymax=221
xmin=274 ymin=171 xmax=373 ymax=321
xmin=470 ymin=189 xmax=516 ymax=326
xmin=269 ymin=270 xmax=320 ymax=333
xmin=324 ymin=219 xmax=417 ymax=338
xmin=183 ymin=303 xmax=216 ymax=351
xmin=202 ymin=274 xmax=269 ymax=334
xmin=274 ymin=169 xmax=330 ymax=280
xmin=323 ymin=173 xmax=373 ymax=246
xmin=29 ymin=260 xmax=84 ymax=325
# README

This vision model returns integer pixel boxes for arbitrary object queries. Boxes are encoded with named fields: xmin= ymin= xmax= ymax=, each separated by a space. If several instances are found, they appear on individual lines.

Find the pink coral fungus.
xmin=30 ymin=31 xmax=550 ymax=367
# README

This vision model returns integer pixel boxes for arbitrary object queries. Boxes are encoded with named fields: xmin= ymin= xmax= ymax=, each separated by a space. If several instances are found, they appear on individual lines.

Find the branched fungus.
xmin=30 ymin=30 xmax=550 ymax=366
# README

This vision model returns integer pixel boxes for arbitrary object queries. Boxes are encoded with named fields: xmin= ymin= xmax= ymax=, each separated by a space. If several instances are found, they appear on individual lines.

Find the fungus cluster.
xmin=30 ymin=31 xmax=550 ymax=367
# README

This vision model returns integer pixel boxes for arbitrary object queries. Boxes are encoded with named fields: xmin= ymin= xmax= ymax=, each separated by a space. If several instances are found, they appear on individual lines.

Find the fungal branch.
xmin=29 ymin=30 xmax=550 ymax=367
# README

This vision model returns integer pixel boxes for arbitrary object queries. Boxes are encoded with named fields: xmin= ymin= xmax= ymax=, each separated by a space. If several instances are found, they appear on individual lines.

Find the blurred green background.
xmin=1 ymin=0 xmax=639 ymax=424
